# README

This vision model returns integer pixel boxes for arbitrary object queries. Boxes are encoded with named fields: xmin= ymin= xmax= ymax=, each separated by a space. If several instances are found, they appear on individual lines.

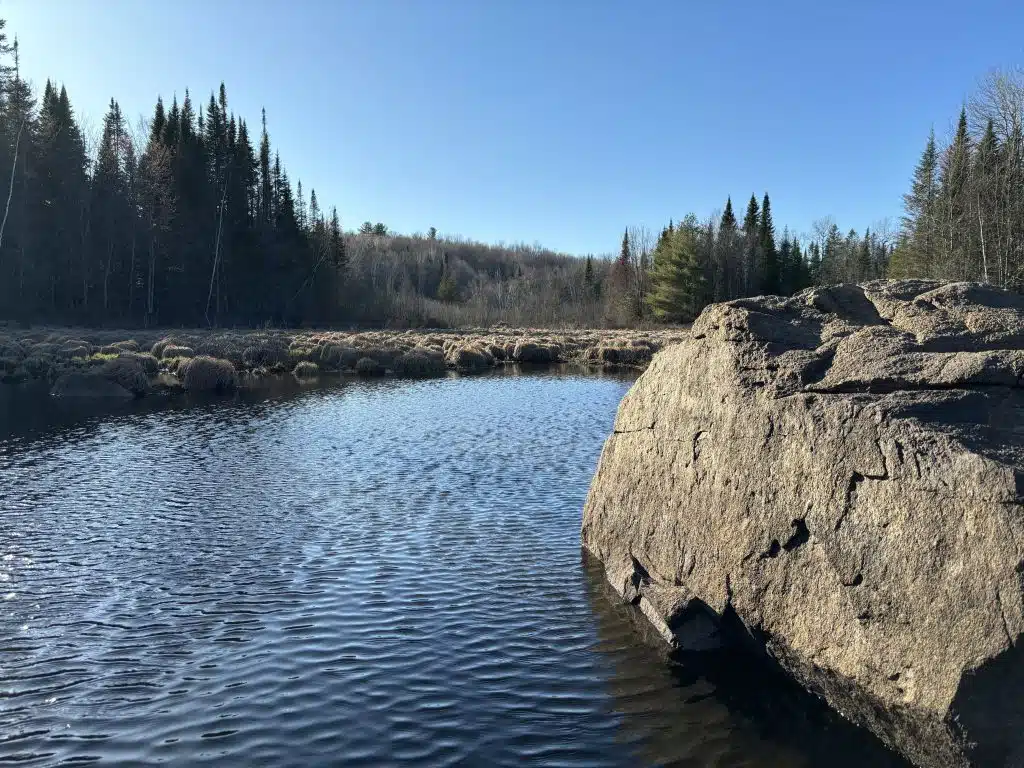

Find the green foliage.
xmin=646 ymin=226 xmax=704 ymax=323
xmin=436 ymin=270 xmax=458 ymax=302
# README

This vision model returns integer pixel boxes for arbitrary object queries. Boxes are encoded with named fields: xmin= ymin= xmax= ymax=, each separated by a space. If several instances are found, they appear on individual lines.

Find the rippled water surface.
xmin=0 ymin=369 xmax=904 ymax=766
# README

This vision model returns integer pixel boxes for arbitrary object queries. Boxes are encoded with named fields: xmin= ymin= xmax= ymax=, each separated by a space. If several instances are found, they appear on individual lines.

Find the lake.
xmin=0 ymin=368 xmax=903 ymax=766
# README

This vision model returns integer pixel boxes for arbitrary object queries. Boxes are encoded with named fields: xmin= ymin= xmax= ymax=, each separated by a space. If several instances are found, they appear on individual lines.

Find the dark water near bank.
xmin=0 ymin=369 xmax=904 ymax=766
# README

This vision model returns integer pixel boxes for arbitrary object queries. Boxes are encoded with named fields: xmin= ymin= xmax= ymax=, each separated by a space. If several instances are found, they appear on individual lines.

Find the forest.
xmin=0 ymin=13 xmax=1018 ymax=330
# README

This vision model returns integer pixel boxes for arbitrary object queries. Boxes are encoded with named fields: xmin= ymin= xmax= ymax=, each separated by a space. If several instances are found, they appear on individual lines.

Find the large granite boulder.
xmin=582 ymin=280 xmax=1024 ymax=768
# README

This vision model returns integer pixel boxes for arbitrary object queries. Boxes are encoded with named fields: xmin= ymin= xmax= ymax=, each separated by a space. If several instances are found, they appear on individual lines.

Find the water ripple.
xmin=0 ymin=371 xmax=904 ymax=766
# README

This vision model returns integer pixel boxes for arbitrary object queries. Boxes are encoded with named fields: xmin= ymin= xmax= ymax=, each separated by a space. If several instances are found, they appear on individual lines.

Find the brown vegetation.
xmin=0 ymin=323 xmax=687 ymax=395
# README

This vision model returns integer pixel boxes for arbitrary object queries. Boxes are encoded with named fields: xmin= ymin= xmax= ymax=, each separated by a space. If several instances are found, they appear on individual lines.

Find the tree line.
xmin=6 ymin=13 xmax=1016 ymax=330
xmin=889 ymin=69 xmax=1024 ymax=288
xmin=609 ymin=193 xmax=892 ymax=324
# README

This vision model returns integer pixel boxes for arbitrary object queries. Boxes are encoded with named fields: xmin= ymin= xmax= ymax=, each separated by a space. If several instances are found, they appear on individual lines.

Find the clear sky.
xmin=5 ymin=0 xmax=1024 ymax=255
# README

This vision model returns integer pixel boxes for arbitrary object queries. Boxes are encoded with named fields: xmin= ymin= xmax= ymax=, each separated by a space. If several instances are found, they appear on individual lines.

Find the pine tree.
xmin=584 ymin=254 xmax=593 ymax=285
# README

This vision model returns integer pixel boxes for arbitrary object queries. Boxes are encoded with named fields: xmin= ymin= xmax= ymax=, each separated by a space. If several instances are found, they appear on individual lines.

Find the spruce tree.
xmin=778 ymin=234 xmax=792 ymax=294
xmin=741 ymin=194 xmax=760 ymax=293
xmin=759 ymin=193 xmax=779 ymax=293
xmin=647 ymin=227 xmax=703 ymax=323
xmin=720 ymin=196 xmax=737 ymax=231
xmin=897 ymin=127 xmax=939 ymax=278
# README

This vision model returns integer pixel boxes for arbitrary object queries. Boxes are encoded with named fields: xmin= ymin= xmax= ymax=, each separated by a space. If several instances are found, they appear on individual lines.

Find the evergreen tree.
xmin=720 ymin=197 xmax=737 ymax=231
xmin=647 ymin=226 xmax=703 ymax=323
xmin=892 ymin=128 xmax=939 ymax=278
xmin=777 ymin=233 xmax=792 ymax=294
xmin=759 ymin=193 xmax=779 ymax=293
xmin=741 ymin=194 xmax=760 ymax=294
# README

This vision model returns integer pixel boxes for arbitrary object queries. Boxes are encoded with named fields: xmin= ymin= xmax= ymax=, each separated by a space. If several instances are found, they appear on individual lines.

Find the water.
xmin=0 ymin=369 xmax=905 ymax=766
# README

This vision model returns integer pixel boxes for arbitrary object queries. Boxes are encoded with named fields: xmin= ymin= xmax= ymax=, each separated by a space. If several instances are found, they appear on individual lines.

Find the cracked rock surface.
xmin=581 ymin=280 xmax=1024 ymax=768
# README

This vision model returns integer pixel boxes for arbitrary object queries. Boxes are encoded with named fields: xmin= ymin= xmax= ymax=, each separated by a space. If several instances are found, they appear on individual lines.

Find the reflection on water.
xmin=0 ymin=369 xmax=904 ymax=766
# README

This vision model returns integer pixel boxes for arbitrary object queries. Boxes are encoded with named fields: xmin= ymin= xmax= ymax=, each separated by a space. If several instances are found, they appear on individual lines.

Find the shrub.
xmin=99 ymin=356 xmax=149 ymax=395
xmin=354 ymin=357 xmax=385 ymax=377
xmin=392 ymin=349 xmax=447 ymax=378
xmin=180 ymin=355 xmax=237 ymax=393
xmin=293 ymin=360 xmax=320 ymax=378
xmin=161 ymin=344 xmax=195 ymax=360
xmin=112 ymin=340 xmax=139 ymax=352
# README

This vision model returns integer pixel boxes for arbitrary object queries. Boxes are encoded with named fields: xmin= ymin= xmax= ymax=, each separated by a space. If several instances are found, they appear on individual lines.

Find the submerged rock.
xmin=582 ymin=280 xmax=1024 ymax=768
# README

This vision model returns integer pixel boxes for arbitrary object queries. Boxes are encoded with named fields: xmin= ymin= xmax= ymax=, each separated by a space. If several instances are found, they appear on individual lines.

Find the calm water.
xmin=0 ymin=369 xmax=904 ymax=767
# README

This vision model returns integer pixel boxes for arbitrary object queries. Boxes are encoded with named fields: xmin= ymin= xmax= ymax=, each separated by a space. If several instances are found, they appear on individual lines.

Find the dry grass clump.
xmin=354 ymin=356 xmax=385 ymax=377
xmin=18 ymin=352 xmax=57 ymax=381
xmin=242 ymin=337 xmax=289 ymax=368
xmin=99 ymin=356 xmax=150 ymax=395
xmin=512 ymin=340 xmax=557 ymax=364
xmin=0 ymin=337 xmax=25 ymax=360
xmin=309 ymin=343 xmax=358 ymax=371
xmin=151 ymin=337 xmax=176 ymax=358
xmin=119 ymin=351 xmax=160 ymax=377
xmin=99 ymin=340 xmax=139 ymax=355
xmin=447 ymin=343 xmax=494 ymax=372
xmin=180 ymin=355 xmax=237 ymax=393
xmin=392 ymin=348 xmax=447 ymax=378
xmin=293 ymin=360 xmax=320 ymax=378
xmin=57 ymin=339 xmax=92 ymax=358
xmin=590 ymin=339 xmax=659 ymax=366
xmin=161 ymin=344 xmax=195 ymax=360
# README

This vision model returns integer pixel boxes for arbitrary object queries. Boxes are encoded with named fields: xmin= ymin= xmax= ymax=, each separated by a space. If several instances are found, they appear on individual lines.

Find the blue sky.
xmin=6 ymin=0 xmax=1024 ymax=255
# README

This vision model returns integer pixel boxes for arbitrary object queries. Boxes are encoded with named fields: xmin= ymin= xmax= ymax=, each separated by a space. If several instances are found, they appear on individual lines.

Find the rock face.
xmin=582 ymin=280 xmax=1024 ymax=768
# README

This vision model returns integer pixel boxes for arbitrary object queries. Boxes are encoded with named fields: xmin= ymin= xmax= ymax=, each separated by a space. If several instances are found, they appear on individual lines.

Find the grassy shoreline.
xmin=0 ymin=325 xmax=687 ymax=397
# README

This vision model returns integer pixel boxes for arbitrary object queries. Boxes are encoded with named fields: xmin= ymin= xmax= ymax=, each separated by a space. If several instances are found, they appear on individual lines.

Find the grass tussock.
xmin=392 ymin=348 xmax=447 ymax=378
xmin=354 ymin=357 xmax=385 ymax=377
xmin=447 ymin=343 xmax=494 ymax=372
xmin=180 ymin=355 xmax=237 ymax=393
xmin=512 ymin=341 xmax=557 ymax=364
xmin=99 ymin=356 xmax=150 ymax=395
xmin=119 ymin=351 xmax=159 ymax=376
xmin=161 ymin=344 xmax=195 ymax=360
xmin=242 ymin=338 xmax=289 ymax=368
xmin=293 ymin=360 xmax=320 ymax=378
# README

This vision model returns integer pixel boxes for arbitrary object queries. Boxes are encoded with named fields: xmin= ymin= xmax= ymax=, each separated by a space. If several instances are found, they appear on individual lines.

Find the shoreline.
xmin=0 ymin=325 xmax=687 ymax=397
